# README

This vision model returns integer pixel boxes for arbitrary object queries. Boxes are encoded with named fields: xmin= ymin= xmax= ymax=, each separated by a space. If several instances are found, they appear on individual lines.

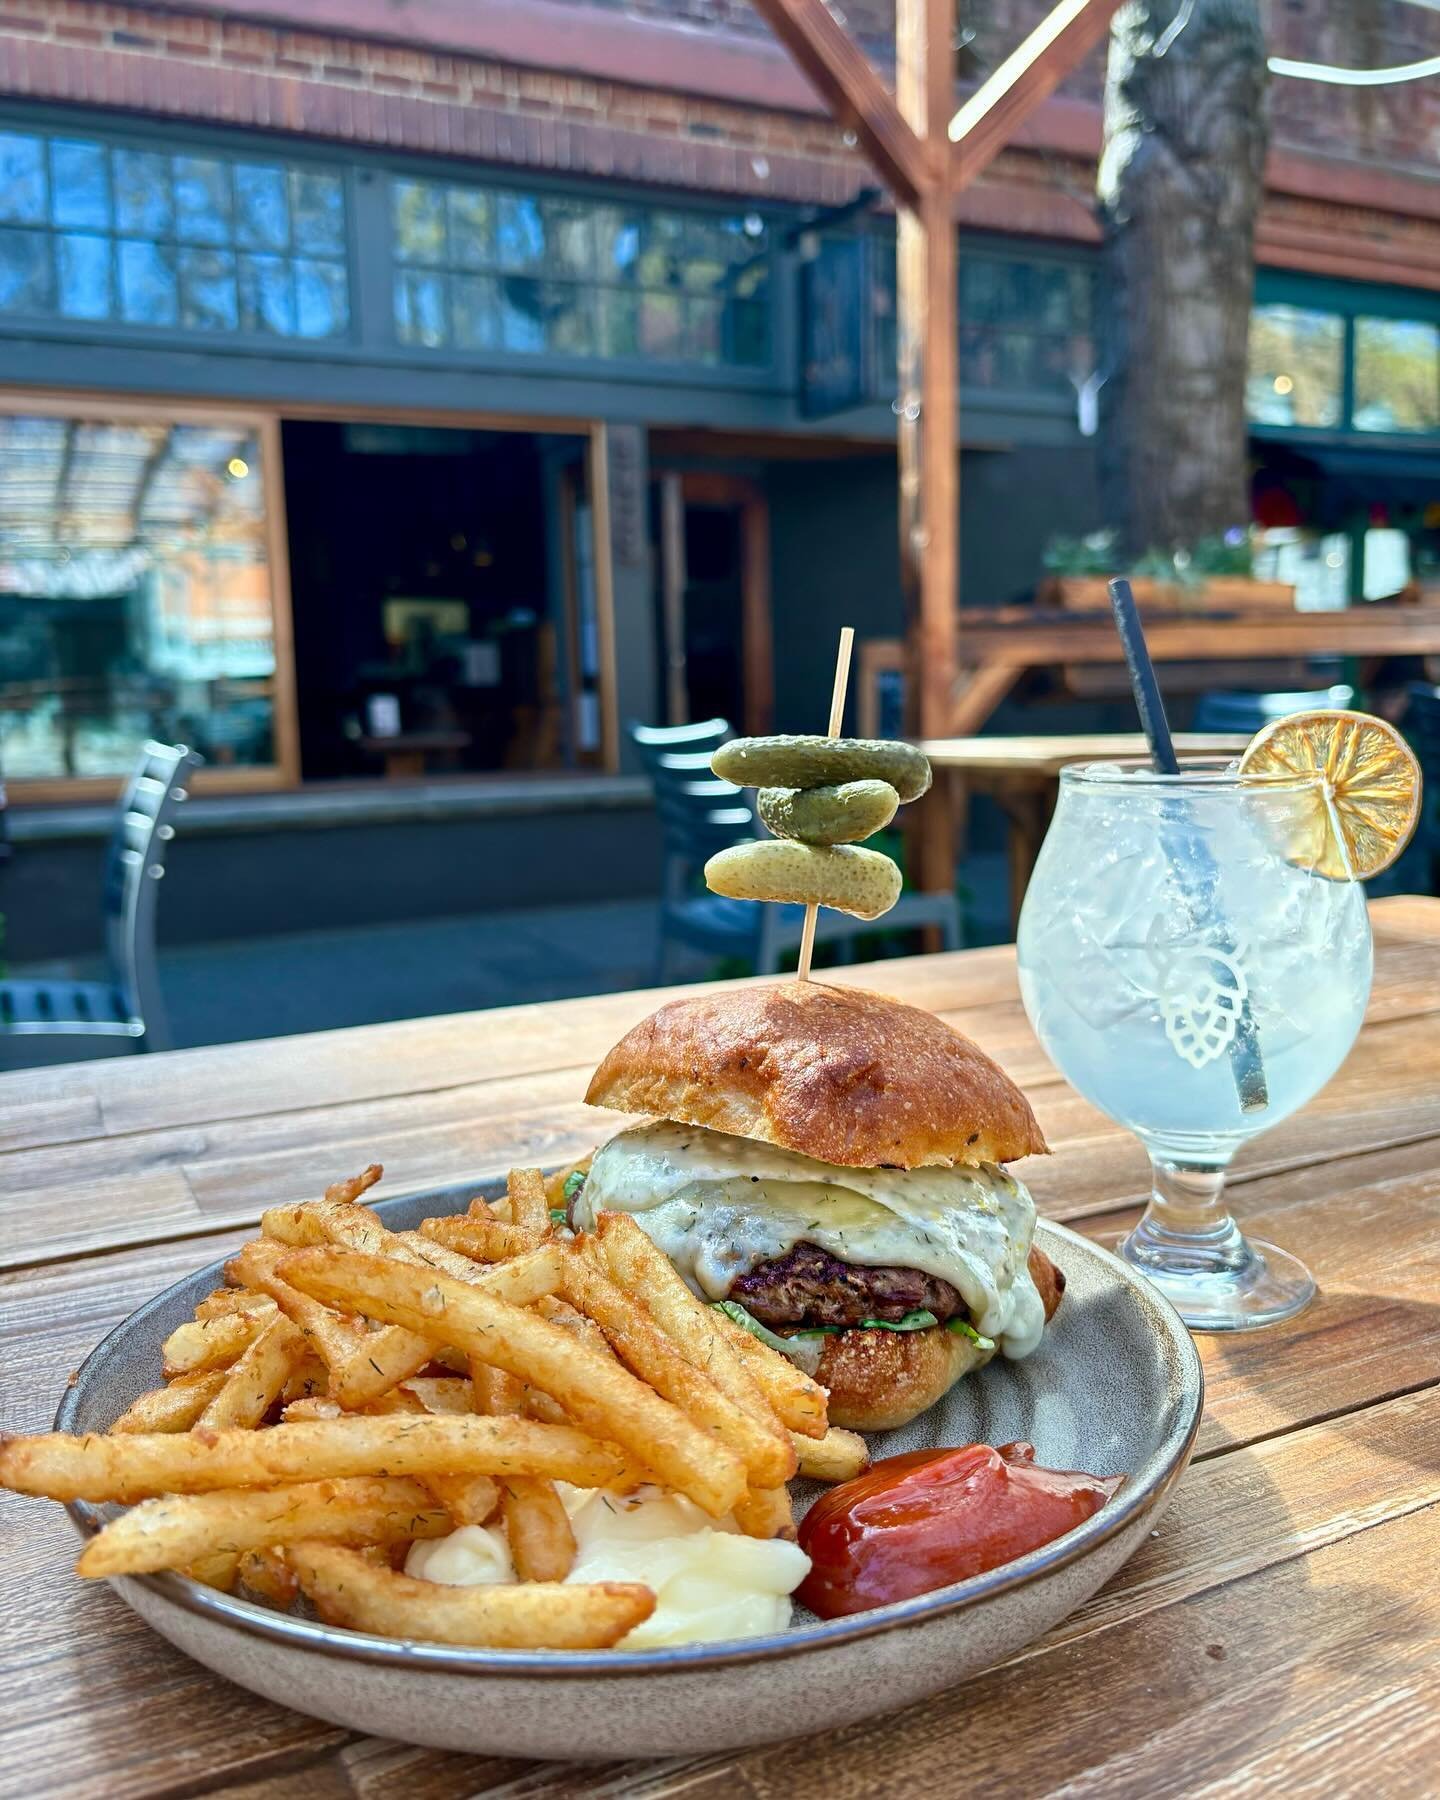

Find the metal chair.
xmin=632 ymin=720 xmax=961 ymax=980
xmin=1192 ymin=684 xmax=1355 ymax=734
xmin=0 ymin=741 xmax=201 ymax=1051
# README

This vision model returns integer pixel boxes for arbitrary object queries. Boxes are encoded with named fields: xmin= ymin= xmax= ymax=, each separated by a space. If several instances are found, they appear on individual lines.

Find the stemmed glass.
xmin=1016 ymin=760 xmax=1373 ymax=1330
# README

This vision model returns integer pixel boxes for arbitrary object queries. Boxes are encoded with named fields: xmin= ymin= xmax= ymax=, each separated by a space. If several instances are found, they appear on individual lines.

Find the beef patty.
xmin=728 ymin=1242 xmax=966 ymax=1330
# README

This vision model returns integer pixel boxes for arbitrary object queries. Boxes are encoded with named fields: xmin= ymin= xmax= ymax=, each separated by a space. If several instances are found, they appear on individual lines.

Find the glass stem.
xmin=1123 ymin=1155 xmax=1255 ymax=1279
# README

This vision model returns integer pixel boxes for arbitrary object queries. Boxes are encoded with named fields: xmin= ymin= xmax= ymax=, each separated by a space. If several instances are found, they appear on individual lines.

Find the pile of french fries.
xmin=0 ymin=1162 xmax=869 ymax=1652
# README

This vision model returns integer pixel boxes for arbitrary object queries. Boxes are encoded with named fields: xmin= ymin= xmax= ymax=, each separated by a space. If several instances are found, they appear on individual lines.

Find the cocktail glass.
xmin=1016 ymin=760 xmax=1373 ymax=1330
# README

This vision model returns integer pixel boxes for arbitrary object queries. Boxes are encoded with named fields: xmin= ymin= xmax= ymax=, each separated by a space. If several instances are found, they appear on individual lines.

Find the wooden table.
xmin=922 ymin=733 xmax=1249 ymax=929
xmin=4 ymin=896 xmax=1439 ymax=1798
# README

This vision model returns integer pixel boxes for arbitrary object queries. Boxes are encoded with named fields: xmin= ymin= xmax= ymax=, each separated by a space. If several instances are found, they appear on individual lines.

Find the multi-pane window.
xmin=1353 ymin=316 xmax=1440 ymax=434
xmin=0 ymin=128 xmax=349 ymax=339
xmin=866 ymin=237 xmax=1095 ymax=399
xmin=391 ymin=178 xmax=771 ymax=368
xmin=1247 ymin=304 xmax=1344 ymax=428
xmin=0 ymin=410 xmax=281 ymax=781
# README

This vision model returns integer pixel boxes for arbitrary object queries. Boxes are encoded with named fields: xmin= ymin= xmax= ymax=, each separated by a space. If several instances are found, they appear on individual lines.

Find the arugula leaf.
xmin=947 ymin=1318 xmax=996 ymax=1351
xmin=562 ymin=1169 xmax=587 ymax=1202
xmin=548 ymin=1207 xmax=568 ymax=1227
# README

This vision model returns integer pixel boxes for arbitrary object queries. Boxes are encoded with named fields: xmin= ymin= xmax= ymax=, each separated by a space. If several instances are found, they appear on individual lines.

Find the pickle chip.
xmin=757 ymin=779 xmax=899 ymax=846
xmin=704 ymin=840 xmax=902 ymax=921
xmin=712 ymin=736 xmax=932 ymax=804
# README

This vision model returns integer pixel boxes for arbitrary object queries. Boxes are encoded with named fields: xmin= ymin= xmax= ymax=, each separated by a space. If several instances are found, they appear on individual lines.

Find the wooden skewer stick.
xmin=796 ymin=625 xmax=855 ymax=983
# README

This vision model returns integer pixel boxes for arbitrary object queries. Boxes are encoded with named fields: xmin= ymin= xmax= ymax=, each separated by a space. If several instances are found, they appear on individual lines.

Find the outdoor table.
xmin=3 ymin=894 xmax=1438 ymax=1796
xmin=921 ymin=732 xmax=1249 ymax=929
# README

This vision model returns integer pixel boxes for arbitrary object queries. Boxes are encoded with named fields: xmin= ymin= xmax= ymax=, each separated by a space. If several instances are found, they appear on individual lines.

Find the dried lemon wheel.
xmin=1238 ymin=708 xmax=1422 ymax=880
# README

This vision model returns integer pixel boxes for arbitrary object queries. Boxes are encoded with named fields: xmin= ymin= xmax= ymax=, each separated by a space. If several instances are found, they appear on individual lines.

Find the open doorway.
xmin=653 ymin=472 xmax=772 ymax=734
xmin=283 ymin=419 xmax=598 ymax=780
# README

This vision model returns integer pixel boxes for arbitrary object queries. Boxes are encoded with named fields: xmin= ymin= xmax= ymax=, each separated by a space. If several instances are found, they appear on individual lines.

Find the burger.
xmin=569 ymin=980 xmax=1063 ymax=1432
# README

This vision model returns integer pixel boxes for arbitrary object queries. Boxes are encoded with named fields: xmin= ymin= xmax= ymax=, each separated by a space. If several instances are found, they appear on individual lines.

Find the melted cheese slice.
xmin=575 ymin=1120 xmax=1046 ymax=1359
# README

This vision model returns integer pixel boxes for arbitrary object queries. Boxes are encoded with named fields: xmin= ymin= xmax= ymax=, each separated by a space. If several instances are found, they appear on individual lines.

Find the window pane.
xmin=114 ymin=149 xmax=173 ymax=236
xmin=291 ymin=170 xmax=343 ymax=253
xmin=51 ymin=140 xmax=110 ymax=230
xmin=542 ymin=200 xmax=593 ymax=277
xmin=57 ymin=233 xmax=111 ymax=319
xmin=1353 ymin=316 xmax=1440 ymax=434
xmin=174 ymin=156 xmax=232 ymax=244
xmin=394 ymin=268 xmax=447 ymax=345
xmin=452 ymin=273 xmax=499 ymax=349
xmin=684 ymin=296 xmax=722 ymax=364
xmin=593 ymin=208 xmax=642 ymax=282
xmin=544 ymin=282 xmax=593 ymax=354
xmin=294 ymin=258 xmax=348 ymax=337
xmin=234 ymin=163 xmax=289 ymax=251
xmin=0 ymin=412 xmax=278 ymax=780
xmin=597 ymin=288 xmax=639 ymax=357
xmin=179 ymin=247 xmax=238 ymax=330
xmin=0 ymin=132 xmax=45 ymax=224
xmin=0 ymin=227 xmax=53 ymax=312
xmin=393 ymin=179 xmax=446 ymax=264
xmin=118 ymin=239 xmax=177 ymax=324
xmin=640 ymin=291 xmax=682 ymax=358
xmin=1247 ymin=304 xmax=1343 ymax=428
xmin=498 ymin=275 xmax=545 ymax=350
xmin=447 ymin=187 xmax=493 ymax=269
xmin=238 ymin=252 xmax=295 ymax=334
xmin=496 ymin=195 xmax=545 ymax=272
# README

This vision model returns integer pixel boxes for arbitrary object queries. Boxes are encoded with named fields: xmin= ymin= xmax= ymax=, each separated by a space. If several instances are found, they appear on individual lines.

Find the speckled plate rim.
xmin=58 ymin=1215 xmax=1202 ymax=1679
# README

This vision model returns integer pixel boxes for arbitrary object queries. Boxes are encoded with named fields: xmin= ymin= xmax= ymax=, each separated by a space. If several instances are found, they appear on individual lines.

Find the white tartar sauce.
xmin=405 ymin=1484 xmax=811 ymax=1649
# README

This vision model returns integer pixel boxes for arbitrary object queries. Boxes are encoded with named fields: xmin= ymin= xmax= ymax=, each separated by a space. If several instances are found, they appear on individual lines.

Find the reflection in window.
xmin=1247 ymin=305 xmax=1343 ymax=427
xmin=1353 ymin=316 xmax=1440 ymax=434
xmin=391 ymin=177 xmax=770 ymax=368
xmin=0 ymin=126 xmax=349 ymax=340
xmin=958 ymin=255 xmax=1096 ymax=395
xmin=0 ymin=413 xmax=280 ymax=781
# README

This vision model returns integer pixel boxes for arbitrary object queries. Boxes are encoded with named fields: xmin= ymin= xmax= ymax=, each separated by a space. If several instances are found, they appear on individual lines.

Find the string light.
xmin=1268 ymin=51 xmax=1440 ymax=86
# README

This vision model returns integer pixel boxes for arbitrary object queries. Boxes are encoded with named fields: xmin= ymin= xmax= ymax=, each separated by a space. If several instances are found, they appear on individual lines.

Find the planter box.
xmin=1040 ymin=575 xmax=1297 ymax=613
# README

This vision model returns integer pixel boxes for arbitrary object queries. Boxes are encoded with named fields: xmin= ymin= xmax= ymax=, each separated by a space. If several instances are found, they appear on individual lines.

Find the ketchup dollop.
xmin=796 ymin=1441 xmax=1124 ymax=1619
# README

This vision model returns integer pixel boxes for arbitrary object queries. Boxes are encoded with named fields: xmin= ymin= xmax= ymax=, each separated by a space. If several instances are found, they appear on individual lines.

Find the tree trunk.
xmin=1097 ymin=0 xmax=1269 ymax=558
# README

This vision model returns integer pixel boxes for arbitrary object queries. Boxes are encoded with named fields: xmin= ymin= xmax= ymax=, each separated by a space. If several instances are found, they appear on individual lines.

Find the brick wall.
xmin=0 ymin=0 xmax=1436 ymax=274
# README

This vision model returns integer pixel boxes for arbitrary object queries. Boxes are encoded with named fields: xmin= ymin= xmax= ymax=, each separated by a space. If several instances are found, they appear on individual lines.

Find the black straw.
xmin=1107 ymin=579 xmax=1269 ymax=1114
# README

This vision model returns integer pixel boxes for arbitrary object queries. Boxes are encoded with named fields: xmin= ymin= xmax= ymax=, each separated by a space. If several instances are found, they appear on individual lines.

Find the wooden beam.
xmin=747 ymin=0 xmax=931 ymax=207
xmin=949 ymin=0 xmax=1123 ymax=187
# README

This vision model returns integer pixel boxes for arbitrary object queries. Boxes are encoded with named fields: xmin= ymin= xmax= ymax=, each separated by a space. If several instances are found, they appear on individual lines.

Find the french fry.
xmin=76 ymin=1476 xmax=451 ymax=1578
xmin=706 ymin=1305 xmax=829 ymax=1439
xmin=276 ymin=1249 xmax=746 ymax=1518
xmin=594 ymin=1212 xmax=825 ymax=1438
xmin=194 ymin=1288 xmax=275 ymax=1322
xmin=472 ymin=1363 xmax=576 ymax=1580
xmin=236 ymin=1546 xmax=298 ymax=1609
xmin=507 ymin=1167 xmax=550 ymax=1238
xmin=561 ymin=1246 xmax=795 ymax=1488
xmin=288 ymin=1542 xmax=654 ymax=1650
xmin=0 ymin=1415 xmax=642 ymax=1503
xmin=471 ymin=1193 xmax=513 ymax=1225
xmin=110 ymin=1371 xmax=228 ymax=1435
xmin=731 ymin=1484 xmax=797 ymax=1541
xmin=196 ymin=1314 xmax=310 ymax=1432
xmin=420 ymin=1214 xmax=542 ymax=1263
xmin=324 ymin=1164 xmax=384 ymax=1205
xmin=400 ymin=1376 xmax=476 ymax=1416
xmin=792 ymin=1426 xmax=870 ymax=1484
xmin=184 ymin=1552 xmax=240 ymax=1591
xmin=534 ymin=1293 xmax=617 ymax=1361
xmin=227 ymin=1239 xmax=436 ymax=1410
xmin=366 ymin=1388 xmax=500 ymax=1529
xmin=500 ymin=1476 xmax=576 ymax=1581
xmin=161 ymin=1313 xmax=264 ymax=1379
xmin=282 ymin=1395 xmax=343 ymax=1422
xmin=391 ymin=1230 xmax=496 ymax=1283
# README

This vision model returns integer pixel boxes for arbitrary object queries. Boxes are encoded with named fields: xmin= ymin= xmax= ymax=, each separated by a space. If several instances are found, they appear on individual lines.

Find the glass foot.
xmin=1111 ymin=1221 xmax=1316 ymax=1331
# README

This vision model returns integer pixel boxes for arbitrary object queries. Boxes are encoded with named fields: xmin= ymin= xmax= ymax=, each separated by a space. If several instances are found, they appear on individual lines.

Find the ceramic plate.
xmin=58 ymin=1183 xmax=1202 ymax=1760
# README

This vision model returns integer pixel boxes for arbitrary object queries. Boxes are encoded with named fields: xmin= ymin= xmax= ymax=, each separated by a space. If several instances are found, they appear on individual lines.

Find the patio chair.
xmin=632 ymin=720 xmax=961 ymax=981
xmin=0 ymin=740 xmax=201 ymax=1052
xmin=1192 ymin=683 xmax=1355 ymax=734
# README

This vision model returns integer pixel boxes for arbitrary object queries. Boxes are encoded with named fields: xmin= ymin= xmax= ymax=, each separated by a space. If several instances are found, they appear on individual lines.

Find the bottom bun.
xmin=813 ymin=1326 xmax=995 ymax=1432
